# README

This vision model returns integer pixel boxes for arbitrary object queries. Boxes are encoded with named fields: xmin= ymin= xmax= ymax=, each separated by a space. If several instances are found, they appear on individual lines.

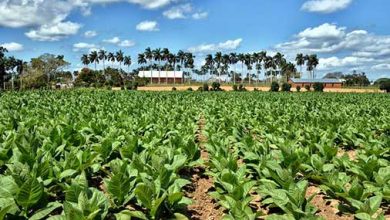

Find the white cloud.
xmin=103 ymin=37 xmax=135 ymax=47
xmin=301 ymin=0 xmax=353 ymax=13
xmin=192 ymin=12 xmax=208 ymax=20
xmin=25 ymin=21 xmax=82 ymax=41
xmin=276 ymin=23 xmax=390 ymax=57
xmin=163 ymin=3 xmax=192 ymax=19
xmin=275 ymin=23 xmax=390 ymax=76
xmin=103 ymin=37 xmax=121 ymax=44
xmin=84 ymin=30 xmax=97 ymax=38
xmin=136 ymin=20 xmax=159 ymax=31
xmin=297 ymin=23 xmax=346 ymax=39
xmin=128 ymin=0 xmax=175 ymax=9
xmin=0 ymin=42 xmax=24 ymax=52
xmin=318 ymin=56 xmax=374 ymax=70
xmin=73 ymin=42 xmax=98 ymax=52
xmin=0 ymin=0 xmax=73 ymax=28
xmin=371 ymin=64 xmax=390 ymax=71
xmin=118 ymin=40 xmax=135 ymax=47
xmin=188 ymin=38 xmax=243 ymax=53
xmin=0 ymin=0 xmax=177 ymax=32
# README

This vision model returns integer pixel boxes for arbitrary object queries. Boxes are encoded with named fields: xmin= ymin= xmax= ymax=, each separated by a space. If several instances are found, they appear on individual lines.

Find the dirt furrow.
xmin=185 ymin=115 xmax=224 ymax=220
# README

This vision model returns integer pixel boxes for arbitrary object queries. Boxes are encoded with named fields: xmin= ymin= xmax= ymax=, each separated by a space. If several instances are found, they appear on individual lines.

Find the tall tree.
xmin=89 ymin=51 xmax=99 ymax=71
xmin=0 ymin=47 xmax=8 ymax=90
xmin=238 ymin=53 xmax=246 ymax=84
xmin=98 ymin=49 xmax=107 ymax=74
xmin=306 ymin=54 xmax=319 ymax=78
xmin=295 ymin=53 xmax=305 ymax=77
xmin=81 ymin=54 xmax=90 ymax=67
xmin=259 ymin=51 xmax=267 ymax=82
xmin=264 ymin=56 xmax=276 ymax=82
xmin=152 ymin=48 xmax=162 ymax=84
xmin=124 ymin=56 xmax=132 ymax=73
xmin=116 ymin=50 xmax=124 ymax=71
xmin=214 ymin=52 xmax=223 ymax=83
xmin=273 ymin=52 xmax=285 ymax=80
xmin=144 ymin=47 xmax=153 ymax=83
xmin=185 ymin=53 xmax=194 ymax=85
xmin=168 ymin=53 xmax=177 ymax=84
xmin=177 ymin=50 xmax=186 ymax=84
xmin=205 ymin=54 xmax=214 ymax=82
xmin=229 ymin=53 xmax=238 ymax=84
xmin=162 ymin=48 xmax=170 ymax=84
xmin=245 ymin=53 xmax=253 ymax=85
xmin=107 ymin=52 xmax=115 ymax=68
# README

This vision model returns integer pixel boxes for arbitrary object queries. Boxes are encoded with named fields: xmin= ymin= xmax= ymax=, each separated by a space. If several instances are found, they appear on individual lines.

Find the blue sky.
xmin=1 ymin=0 xmax=390 ymax=80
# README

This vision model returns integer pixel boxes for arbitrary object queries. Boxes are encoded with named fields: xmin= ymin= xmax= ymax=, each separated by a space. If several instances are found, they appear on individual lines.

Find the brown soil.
xmin=185 ymin=115 xmax=224 ymax=220
xmin=337 ymin=149 xmax=357 ymax=161
xmin=306 ymin=186 xmax=354 ymax=220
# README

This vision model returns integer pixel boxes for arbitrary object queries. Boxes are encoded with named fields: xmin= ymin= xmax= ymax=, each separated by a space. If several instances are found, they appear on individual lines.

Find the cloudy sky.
xmin=1 ymin=0 xmax=389 ymax=80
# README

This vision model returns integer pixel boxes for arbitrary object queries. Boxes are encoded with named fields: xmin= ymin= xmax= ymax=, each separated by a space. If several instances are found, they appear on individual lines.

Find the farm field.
xmin=0 ymin=90 xmax=389 ymax=220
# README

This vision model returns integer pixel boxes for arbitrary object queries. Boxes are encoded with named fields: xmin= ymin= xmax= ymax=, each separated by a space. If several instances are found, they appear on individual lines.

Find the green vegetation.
xmin=0 ymin=90 xmax=389 ymax=219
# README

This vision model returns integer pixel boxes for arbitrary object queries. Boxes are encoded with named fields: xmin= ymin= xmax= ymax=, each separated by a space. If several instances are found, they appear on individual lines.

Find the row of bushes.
xmin=270 ymin=82 xmax=324 ymax=92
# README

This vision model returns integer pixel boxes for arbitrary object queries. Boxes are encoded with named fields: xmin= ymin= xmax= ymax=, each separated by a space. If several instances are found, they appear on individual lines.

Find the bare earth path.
xmin=136 ymin=86 xmax=382 ymax=93
xmin=185 ymin=115 xmax=224 ymax=220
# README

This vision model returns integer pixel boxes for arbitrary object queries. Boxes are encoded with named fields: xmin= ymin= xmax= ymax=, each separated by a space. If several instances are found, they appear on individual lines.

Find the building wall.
xmin=149 ymin=77 xmax=184 ymax=84
xmin=290 ymin=82 xmax=342 ymax=88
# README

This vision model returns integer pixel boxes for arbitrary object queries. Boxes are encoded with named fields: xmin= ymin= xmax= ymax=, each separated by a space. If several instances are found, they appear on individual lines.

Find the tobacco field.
xmin=0 ymin=90 xmax=389 ymax=220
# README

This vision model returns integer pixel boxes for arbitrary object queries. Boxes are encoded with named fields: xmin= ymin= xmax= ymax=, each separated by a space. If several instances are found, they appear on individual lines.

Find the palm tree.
xmin=177 ymin=50 xmax=186 ymax=84
xmin=107 ymin=52 xmax=115 ymax=67
xmin=259 ymin=51 xmax=267 ymax=82
xmin=264 ymin=56 xmax=276 ymax=82
xmin=222 ymin=54 xmax=230 ymax=82
xmin=245 ymin=53 xmax=253 ymax=85
xmin=138 ymin=54 xmax=147 ymax=69
xmin=98 ymin=49 xmax=107 ymax=74
xmin=167 ymin=53 xmax=177 ymax=84
xmin=124 ymin=56 xmax=132 ymax=73
xmin=295 ymin=53 xmax=305 ymax=77
xmin=238 ymin=53 xmax=246 ymax=84
xmin=162 ymin=48 xmax=170 ymax=84
xmin=229 ymin=53 xmax=238 ymax=84
xmin=116 ymin=50 xmax=124 ymax=71
xmin=185 ymin=53 xmax=195 ymax=85
xmin=0 ymin=47 xmax=8 ymax=90
xmin=214 ymin=52 xmax=223 ymax=83
xmin=152 ymin=48 xmax=162 ymax=84
xmin=81 ymin=54 xmax=90 ymax=67
xmin=144 ymin=47 xmax=153 ymax=83
xmin=273 ymin=52 xmax=285 ymax=80
xmin=281 ymin=62 xmax=297 ymax=81
xmin=89 ymin=51 xmax=99 ymax=71
xmin=306 ymin=54 xmax=319 ymax=78
xmin=205 ymin=54 xmax=214 ymax=82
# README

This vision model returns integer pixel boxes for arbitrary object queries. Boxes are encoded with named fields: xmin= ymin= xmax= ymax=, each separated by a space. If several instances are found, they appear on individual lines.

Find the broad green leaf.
xmin=30 ymin=202 xmax=62 ymax=220
xmin=16 ymin=177 xmax=43 ymax=209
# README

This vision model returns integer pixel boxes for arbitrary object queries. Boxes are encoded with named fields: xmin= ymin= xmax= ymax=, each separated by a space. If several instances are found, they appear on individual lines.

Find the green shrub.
xmin=379 ymin=81 xmax=390 ymax=93
xmin=313 ymin=82 xmax=324 ymax=92
xmin=212 ymin=82 xmax=221 ymax=91
xmin=232 ymin=84 xmax=238 ymax=91
xmin=254 ymin=88 xmax=259 ymax=92
xmin=296 ymin=86 xmax=301 ymax=92
xmin=187 ymin=87 xmax=193 ymax=91
xmin=270 ymin=82 xmax=279 ymax=92
xmin=125 ymin=82 xmax=138 ymax=90
xmin=203 ymin=83 xmax=209 ymax=91
xmin=281 ymin=83 xmax=292 ymax=92
xmin=172 ymin=87 xmax=177 ymax=91
xmin=305 ymin=85 xmax=311 ymax=91
xmin=238 ymin=84 xmax=246 ymax=91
